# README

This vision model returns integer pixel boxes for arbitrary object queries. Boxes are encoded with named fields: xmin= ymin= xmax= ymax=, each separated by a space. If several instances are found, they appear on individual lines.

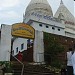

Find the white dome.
xmin=54 ymin=1 xmax=75 ymax=23
xmin=25 ymin=0 xmax=53 ymax=16
xmin=29 ymin=0 xmax=49 ymax=4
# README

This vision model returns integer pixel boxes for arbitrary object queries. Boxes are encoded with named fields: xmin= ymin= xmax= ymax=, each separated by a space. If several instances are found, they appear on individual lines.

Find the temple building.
xmin=0 ymin=0 xmax=75 ymax=63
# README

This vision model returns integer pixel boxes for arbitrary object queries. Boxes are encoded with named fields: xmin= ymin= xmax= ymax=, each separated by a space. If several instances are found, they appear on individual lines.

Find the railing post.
xmin=8 ymin=51 xmax=24 ymax=75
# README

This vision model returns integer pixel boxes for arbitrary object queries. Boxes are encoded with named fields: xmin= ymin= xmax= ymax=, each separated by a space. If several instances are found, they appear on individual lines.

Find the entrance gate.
xmin=11 ymin=23 xmax=35 ymax=62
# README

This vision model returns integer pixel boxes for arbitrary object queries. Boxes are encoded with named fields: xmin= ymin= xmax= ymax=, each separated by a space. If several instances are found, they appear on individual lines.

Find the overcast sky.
xmin=0 ymin=0 xmax=74 ymax=27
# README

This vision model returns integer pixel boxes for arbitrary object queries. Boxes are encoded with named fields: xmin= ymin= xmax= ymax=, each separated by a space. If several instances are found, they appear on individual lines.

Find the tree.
xmin=44 ymin=32 xmax=64 ymax=68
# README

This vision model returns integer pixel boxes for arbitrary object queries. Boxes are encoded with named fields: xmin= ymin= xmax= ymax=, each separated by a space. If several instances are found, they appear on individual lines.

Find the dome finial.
xmin=60 ymin=0 xmax=63 ymax=4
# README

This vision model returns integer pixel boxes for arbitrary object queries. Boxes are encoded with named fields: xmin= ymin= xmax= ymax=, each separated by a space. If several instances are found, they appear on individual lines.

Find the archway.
xmin=11 ymin=23 xmax=35 ymax=62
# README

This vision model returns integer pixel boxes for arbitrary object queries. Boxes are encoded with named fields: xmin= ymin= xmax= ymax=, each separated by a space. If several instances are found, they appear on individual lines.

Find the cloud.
xmin=0 ymin=0 xmax=20 ymax=10
xmin=0 ymin=0 xmax=26 ymax=26
xmin=0 ymin=11 xmax=23 ymax=26
xmin=0 ymin=11 xmax=20 ymax=19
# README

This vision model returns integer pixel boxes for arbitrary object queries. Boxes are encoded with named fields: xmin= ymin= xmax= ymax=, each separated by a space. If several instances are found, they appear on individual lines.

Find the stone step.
xmin=11 ymin=62 xmax=54 ymax=75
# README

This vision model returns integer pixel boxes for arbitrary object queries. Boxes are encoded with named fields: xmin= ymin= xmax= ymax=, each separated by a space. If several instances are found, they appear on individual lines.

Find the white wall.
xmin=65 ymin=32 xmax=75 ymax=38
xmin=31 ymin=21 xmax=65 ymax=36
xmin=33 ymin=30 xmax=44 ymax=63
xmin=0 ymin=24 xmax=12 ymax=61
xmin=25 ymin=13 xmax=65 ymax=36
xmin=25 ymin=12 xmax=75 ymax=38
xmin=13 ymin=38 xmax=27 ymax=56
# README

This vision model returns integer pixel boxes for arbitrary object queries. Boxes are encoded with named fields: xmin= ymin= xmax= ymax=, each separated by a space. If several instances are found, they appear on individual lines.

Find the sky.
xmin=0 ymin=0 xmax=75 ymax=27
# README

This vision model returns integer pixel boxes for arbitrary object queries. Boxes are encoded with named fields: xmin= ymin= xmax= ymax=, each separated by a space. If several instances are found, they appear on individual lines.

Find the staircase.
xmin=11 ymin=62 xmax=54 ymax=75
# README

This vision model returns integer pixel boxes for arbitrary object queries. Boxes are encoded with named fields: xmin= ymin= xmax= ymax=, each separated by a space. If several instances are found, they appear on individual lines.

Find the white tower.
xmin=26 ymin=0 xmax=53 ymax=15
xmin=23 ymin=0 xmax=53 ymax=23
xmin=54 ymin=0 xmax=75 ymax=23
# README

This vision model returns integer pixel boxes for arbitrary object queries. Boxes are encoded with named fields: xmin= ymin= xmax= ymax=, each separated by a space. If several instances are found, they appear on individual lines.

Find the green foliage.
xmin=44 ymin=33 xmax=64 ymax=68
xmin=0 ymin=61 xmax=12 ymax=73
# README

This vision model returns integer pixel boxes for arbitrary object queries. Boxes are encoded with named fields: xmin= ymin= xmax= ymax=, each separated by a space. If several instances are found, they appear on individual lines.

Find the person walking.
xmin=66 ymin=48 xmax=73 ymax=75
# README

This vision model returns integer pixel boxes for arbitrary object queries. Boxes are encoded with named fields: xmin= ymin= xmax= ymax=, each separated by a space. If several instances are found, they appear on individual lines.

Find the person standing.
xmin=17 ymin=51 xmax=23 ymax=62
xmin=71 ymin=44 xmax=75 ymax=75
xmin=67 ymin=48 xmax=73 ymax=75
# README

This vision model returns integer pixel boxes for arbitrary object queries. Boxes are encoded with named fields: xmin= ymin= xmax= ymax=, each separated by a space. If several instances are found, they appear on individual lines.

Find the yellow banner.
xmin=11 ymin=23 xmax=35 ymax=39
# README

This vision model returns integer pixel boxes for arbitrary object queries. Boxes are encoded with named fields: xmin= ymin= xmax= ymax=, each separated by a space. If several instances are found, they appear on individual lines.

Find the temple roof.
xmin=54 ymin=0 xmax=75 ymax=24
xmin=25 ymin=0 xmax=53 ymax=16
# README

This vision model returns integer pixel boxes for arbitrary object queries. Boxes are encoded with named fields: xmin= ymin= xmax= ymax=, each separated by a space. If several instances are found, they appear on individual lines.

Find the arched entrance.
xmin=11 ymin=23 xmax=35 ymax=62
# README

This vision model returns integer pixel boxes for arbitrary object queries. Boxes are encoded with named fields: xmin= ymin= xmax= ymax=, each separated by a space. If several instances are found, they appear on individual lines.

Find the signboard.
xmin=31 ymin=12 xmax=60 ymax=22
xmin=65 ymin=21 xmax=75 ymax=25
xmin=11 ymin=23 xmax=35 ymax=39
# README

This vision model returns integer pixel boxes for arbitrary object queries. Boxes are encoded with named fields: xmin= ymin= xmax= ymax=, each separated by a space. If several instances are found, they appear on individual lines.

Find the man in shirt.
xmin=71 ymin=45 xmax=75 ymax=75
xmin=67 ymin=48 xmax=73 ymax=75
xmin=71 ymin=52 xmax=75 ymax=75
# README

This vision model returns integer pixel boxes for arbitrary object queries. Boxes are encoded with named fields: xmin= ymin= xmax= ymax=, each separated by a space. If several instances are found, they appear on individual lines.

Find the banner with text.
xmin=11 ymin=23 xmax=35 ymax=39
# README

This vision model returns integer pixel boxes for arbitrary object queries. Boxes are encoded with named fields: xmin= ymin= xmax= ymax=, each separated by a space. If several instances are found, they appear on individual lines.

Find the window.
xmin=46 ymin=25 xmax=49 ymax=28
xmin=39 ymin=24 xmax=42 ymax=27
xmin=21 ymin=43 xmax=24 ymax=50
xmin=52 ymin=27 xmax=55 ymax=30
xmin=58 ymin=28 xmax=60 ymax=31
xmin=16 ymin=47 xmax=18 ymax=53
xmin=27 ymin=39 xmax=31 ymax=48
xmin=27 ymin=39 xmax=30 ymax=44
